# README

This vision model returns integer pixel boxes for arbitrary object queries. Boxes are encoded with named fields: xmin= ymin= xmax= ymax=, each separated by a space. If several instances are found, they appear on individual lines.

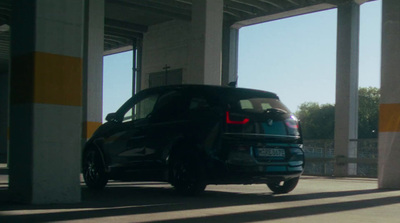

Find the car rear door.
xmin=144 ymin=89 xmax=189 ymax=169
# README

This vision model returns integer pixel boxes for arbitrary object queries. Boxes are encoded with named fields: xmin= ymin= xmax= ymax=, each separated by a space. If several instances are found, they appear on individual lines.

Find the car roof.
xmin=115 ymin=85 xmax=281 ymax=116
xmin=139 ymin=84 xmax=279 ymax=99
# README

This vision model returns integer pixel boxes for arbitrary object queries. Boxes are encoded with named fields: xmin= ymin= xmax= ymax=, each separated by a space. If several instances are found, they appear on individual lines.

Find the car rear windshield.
xmin=223 ymin=89 xmax=299 ymax=137
xmin=232 ymin=98 xmax=289 ymax=113
xmin=225 ymin=90 xmax=290 ymax=114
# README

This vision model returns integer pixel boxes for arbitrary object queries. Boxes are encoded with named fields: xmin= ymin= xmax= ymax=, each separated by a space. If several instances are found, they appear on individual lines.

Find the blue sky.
xmin=103 ymin=51 xmax=133 ymax=119
xmin=103 ymin=0 xmax=381 ymax=120
xmin=238 ymin=0 xmax=381 ymax=112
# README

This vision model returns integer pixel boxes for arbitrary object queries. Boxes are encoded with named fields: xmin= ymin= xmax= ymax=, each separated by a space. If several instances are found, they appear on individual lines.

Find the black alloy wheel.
xmin=266 ymin=177 xmax=300 ymax=194
xmin=83 ymin=148 xmax=108 ymax=190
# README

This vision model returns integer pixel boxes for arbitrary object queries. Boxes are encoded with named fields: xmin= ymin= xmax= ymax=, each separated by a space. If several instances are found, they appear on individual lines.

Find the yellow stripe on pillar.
xmin=11 ymin=52 xmax=82 ymax=106
xmin=83 ymin=121 xmax=102 ymax=139
xmin=379 ymin=103 xmax=400 ymax=132
xmin=34 ymin=52 xmax=82 ymax=106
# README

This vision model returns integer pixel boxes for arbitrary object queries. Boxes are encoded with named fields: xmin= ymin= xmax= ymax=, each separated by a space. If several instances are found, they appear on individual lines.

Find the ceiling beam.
xmin=147 ymin=0 xmax=192 ymax=10
xmin=107 ymin=0 xmax=191 ymax=21
xmin=105 ymin=26 xmax=144 ymax=39
xmin=230 ymin=0 xmax=270 ymax=13
xmin=286 ymin=0 xmax=300 ymax=6
xmin=258 ymin=0 xmax=285 ymax=10
xmin=105 ymin=18 xmax=148 ymax=33
xmin=224 ymin=1 xmax=260 ymax=16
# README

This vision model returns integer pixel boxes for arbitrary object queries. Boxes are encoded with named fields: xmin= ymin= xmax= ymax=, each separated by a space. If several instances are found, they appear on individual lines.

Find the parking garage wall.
xmin=142 ymin=20 xmax=191 ymax=90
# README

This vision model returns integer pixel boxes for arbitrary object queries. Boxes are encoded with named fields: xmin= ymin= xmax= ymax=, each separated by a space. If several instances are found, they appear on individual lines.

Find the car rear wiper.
xmin=264 ymin=108 xmax=288 ymax=114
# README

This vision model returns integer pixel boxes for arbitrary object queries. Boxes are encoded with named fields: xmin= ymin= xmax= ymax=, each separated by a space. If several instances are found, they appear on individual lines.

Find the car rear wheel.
xmin=266 ymin=177 xmax=299 ymax=194
xmin=171 ymin=156 xmax=206 ymax=195
xmin=83 ymin=148 xmax=108 ymax=190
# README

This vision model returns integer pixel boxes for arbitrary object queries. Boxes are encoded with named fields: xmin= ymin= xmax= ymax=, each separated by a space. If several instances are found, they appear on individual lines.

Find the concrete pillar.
xmin=222 ymin=25 xmax=239 ymax=86
xmin=0 ymin=70 xmax=9 ymax=162
xmin=83 ymin=0 xmax=104 ymax=142
xmin=188 ymin=0 xmax=223 ymax=85
xmin=334 ymin=1 xmax=360 ymax=177
xmin=0 ymin=24 xmax=10 ymax=163
xmin=136 ymin=38 xmax=143 ymax=93
xmin=9 ymin=0 xmax=84 ymax=204
xmin=132 ymin=39 xmax=137 ymax=96
xmin=378 ymin=0 xmax=400 ymax=189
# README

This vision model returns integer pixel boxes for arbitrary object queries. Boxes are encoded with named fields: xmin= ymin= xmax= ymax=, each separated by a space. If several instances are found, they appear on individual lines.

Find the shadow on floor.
xmin=0 ymin=180 xmax=397 ymax=223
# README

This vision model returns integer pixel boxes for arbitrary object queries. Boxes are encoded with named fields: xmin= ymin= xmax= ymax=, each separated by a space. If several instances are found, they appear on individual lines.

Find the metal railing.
xmin=303 ymin=139 xmax=378 ymax=177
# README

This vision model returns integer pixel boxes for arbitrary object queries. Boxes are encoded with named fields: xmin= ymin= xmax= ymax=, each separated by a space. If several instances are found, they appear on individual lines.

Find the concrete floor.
xmin=0 ymin=164 xmax=399 ymax=223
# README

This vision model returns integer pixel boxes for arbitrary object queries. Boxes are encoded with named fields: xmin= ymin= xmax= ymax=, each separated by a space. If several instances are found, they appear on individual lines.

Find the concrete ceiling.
xmin=0 ymin=0 xmax=374 ymax=73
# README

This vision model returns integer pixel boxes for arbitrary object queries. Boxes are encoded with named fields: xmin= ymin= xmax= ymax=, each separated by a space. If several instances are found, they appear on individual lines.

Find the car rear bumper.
xmin=205 ymin=161 xmax=304 ymax=184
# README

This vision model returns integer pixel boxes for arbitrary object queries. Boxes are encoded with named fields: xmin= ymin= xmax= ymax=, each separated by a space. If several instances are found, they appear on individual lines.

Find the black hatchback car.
xmin=82 ymin=85 xmax=304 ymax=195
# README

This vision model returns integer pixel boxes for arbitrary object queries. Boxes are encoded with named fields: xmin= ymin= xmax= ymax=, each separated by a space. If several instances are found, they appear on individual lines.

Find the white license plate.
xmin=257 ymin=148 xmax=285 ymax=157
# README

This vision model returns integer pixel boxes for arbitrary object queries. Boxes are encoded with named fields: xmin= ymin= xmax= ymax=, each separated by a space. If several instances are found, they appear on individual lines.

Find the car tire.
xmin=171 ymin=155 xmax=206 ymax=195
xmin=266 ymin=177 xmax=299 ymax=194
xmin=82 ymin=148 xmax=108 ymax=190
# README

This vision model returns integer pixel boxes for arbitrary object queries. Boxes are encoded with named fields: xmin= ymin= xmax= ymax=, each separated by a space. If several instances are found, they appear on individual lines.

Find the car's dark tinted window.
xmin=187 ymin=90 xmax=223 ymax=117
xmin=230 ymin=97 xmax=290 ymax=114
xmin=123 ymin=94 xmax=158 ymax=122
xmin=151 ymin=90 xmax=187 ymax=122
xmin=189 ymin=96 xmax=211 ymax=110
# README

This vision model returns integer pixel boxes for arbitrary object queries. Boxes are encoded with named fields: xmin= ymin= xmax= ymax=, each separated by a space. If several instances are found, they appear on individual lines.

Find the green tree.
xmin=295 ymin=87 xmax=380 ymax=139
xmin=358 ymin=87 xmax=380 ymax=138
xmin=295 ymin=102 xmax=335 ymax=139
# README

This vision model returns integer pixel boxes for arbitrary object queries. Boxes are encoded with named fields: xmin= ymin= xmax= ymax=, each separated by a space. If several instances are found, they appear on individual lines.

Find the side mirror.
xmin=105 ymin=113 xmax=118 ymax=122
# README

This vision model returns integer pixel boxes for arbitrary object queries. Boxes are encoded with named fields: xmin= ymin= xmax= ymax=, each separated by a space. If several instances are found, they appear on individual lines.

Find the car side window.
xmin=123 ymin=94 xmax=158 ymax=122
xmin=151 ymin=91 xmax=187 ymax=122
xmin=189 ymin=97 xmax=211 ymax=110
xmin=188 ymin=93 xmax=222 ymax=118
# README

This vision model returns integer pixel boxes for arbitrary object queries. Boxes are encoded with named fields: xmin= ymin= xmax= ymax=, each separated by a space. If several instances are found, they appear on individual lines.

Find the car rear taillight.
xmin=226 ymin=111 xmax=249 ymax=125
xmin=285 ymin=118 xmax=301 ymax=136
xmin=284 ymin=119 xmax=299 ymax=129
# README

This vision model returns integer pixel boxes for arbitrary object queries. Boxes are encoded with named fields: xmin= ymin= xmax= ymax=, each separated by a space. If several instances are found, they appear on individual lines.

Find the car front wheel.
xmin=82 ymin=148 xmax=108 ymax=190
xmin=266 ymin=177 xmax=299 ymax=194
